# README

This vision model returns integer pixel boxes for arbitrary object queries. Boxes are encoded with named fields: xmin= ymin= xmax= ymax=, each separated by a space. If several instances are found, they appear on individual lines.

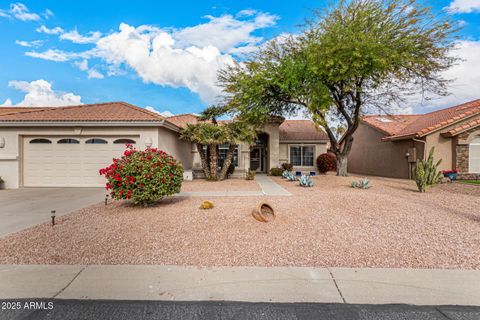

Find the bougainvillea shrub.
xmin=99 ymin=145 xmax=183 ymax=205
xmin=316 ymin=153 xmax=337 ymax=174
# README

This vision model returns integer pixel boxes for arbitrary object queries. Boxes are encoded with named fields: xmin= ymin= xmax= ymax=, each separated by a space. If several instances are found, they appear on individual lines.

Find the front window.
xmin=469 ymin=137 xmax=480 ymax=173
xmin=290 ymin=145 xmax=314 ymax=167
xmin=202 ymin=145 xmax=239 ymax=167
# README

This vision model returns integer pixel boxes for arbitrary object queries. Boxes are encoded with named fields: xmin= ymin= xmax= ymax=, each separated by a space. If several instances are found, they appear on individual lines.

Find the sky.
xmin=0 ymin=0 xmax=479 ymax=116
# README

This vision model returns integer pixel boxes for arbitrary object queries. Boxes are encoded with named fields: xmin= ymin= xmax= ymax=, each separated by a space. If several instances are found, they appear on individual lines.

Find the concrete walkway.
xmin=1 ymin=265 xmax=479 ymax=306
xmin=177 ymin=175 xmax=291 ymax=197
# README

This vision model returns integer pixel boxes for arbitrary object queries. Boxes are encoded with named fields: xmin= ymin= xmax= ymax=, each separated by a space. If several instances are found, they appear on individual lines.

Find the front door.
xmin=250 ymin=147 xmax=264 ymax=172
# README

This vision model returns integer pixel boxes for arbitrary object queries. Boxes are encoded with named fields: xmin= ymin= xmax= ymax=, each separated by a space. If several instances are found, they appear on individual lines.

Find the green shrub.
xmin=270 ymin=168 xmax=283 ymax=176
xmin=99 ymin=145 xmax=184 ymax=205
xmin=0 ymin=176 xmax=4 ymax=184
xmin=413 ymin=147 xmax=443 ymax=193
xmin=281 ymin=163 xmax=293 ymax=171
xmin=351 ymin=177 xmax=371 ymax=189
xmin=299 ymin=174 xmax=314 ymax=187
xmin=316 ymin=153 xmax=336 ymax=174
xmin=245 ymin=169 xmax=256 ymax=180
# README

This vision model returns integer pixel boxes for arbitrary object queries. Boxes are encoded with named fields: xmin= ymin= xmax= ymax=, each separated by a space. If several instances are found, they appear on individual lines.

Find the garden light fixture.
xmin=0 ymin=137 xmax=5 ymax=148
xmin=145 ymin=137 xmax=153 ymax=147
xmin=51 ymin=210 xmax=56 ymax=226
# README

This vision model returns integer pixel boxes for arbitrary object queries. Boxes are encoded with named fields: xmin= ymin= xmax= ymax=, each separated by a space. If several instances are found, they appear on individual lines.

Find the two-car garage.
xmin=23 ymin=136 xmax=138 ymax=187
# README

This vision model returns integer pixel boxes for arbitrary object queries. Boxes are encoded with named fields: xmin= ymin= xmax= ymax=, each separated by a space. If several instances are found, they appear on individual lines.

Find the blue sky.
xmin=0 ymin=0 xmax=479 ymax=116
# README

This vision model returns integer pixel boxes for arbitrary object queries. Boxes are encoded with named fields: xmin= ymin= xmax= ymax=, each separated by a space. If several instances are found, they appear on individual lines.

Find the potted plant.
xmin=442 ymin=170 xmax=457 ymax=181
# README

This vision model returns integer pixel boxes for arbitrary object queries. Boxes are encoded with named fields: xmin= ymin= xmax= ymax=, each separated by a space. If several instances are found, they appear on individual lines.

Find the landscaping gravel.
xmin=181 ymin=177 xmax=261 ymax=192
xmin=0 ymin=174 xmax=478 ymax=268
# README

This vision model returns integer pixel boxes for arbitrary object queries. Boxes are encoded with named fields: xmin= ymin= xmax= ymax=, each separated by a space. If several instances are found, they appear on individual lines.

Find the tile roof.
xmin=166 ymin=114 xmax=200 ymax=128
xmin=0 ymin=102 xmax=165 ymax=122
xmin=363 ymin=99 xmax=480 ymax=140
xmin=362 ymin=115 xmax=422 ymax=135
xmin=441 ymin=117 xmax=480 ymax=137
xmin=279 ymin=120 xmax=328 ymax=141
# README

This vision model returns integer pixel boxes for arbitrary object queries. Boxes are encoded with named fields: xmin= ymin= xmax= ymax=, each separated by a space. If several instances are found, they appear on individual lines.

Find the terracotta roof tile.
xmin=362 ymin=115 xmax=421 ymax=135
xmin=0 ymin=102 xmax=165 ymax=122
xmin=279 ymin=120 xmax=328 ymax=141
xmin=166 ymin=114 xmax=200 ymax=128
xmin=441 ymin=117 xmax=480 ymax=137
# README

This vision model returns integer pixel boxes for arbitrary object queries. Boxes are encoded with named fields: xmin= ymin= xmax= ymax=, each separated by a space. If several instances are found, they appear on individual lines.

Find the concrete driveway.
xmin=0 ymin=188 xmax=104 ymax=237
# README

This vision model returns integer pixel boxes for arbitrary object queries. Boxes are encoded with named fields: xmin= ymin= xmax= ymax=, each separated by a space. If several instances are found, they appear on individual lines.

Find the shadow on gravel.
xmin=1 ymin=299 xmax=479 ymax=320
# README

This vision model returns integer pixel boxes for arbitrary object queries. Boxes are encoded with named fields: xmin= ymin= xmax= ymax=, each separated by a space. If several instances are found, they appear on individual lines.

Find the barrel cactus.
xmin=413 ymin=147 xmax=443 ymax=193
xmin=299 ymin=174 xmax=314 ymax=187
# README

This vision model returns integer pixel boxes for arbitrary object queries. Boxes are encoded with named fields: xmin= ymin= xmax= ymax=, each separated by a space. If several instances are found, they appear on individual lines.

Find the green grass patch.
xmin=457 ymin=180 xmax=480 ymax=185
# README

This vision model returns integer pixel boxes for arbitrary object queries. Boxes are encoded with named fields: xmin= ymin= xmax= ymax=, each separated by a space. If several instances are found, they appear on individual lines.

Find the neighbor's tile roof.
xmin=364 ymin=99 xmax=480 ymax=140
xmin=441 ymin=117 xmax=480 ymax=137
xmin=166 ymin=114 xmax=200 ymax=128
xmin=279 ymin=120 xmax=328 ymax=141
xmin=362 ymin=115 xmax=422 ymax=135
xmin=0 ymin=102 xmax=165 ymax=122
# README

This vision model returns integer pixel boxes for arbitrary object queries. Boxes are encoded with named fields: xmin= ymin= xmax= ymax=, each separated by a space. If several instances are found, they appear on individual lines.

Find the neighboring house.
xmin=0 ymin=102 xmax=328 ymax=189
xmin=348 ymin=99 xmax=480 ymax=180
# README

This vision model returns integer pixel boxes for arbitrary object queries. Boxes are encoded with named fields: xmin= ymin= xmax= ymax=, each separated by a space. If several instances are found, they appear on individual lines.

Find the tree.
xmin=219 ymin=0 xmax=457 ymax=175
xmin=180 ymin=106 xmax=256 ymax=181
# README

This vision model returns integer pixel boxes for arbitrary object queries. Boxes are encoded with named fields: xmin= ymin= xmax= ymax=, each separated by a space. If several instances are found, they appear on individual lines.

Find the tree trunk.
xmin=209 ymin=144 xmax=218 ymax=181
xmin=336 ymin=154 xmax=348 ymax=176
xmin=219 ymin=144 xmax=237 ymax=180
xmin=196 ymin=143 xmax=210 ymax=179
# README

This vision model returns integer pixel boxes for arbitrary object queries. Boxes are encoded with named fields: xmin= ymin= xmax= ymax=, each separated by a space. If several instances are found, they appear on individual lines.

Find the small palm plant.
xmin=413 ymin=147 xmax=443 ymax=193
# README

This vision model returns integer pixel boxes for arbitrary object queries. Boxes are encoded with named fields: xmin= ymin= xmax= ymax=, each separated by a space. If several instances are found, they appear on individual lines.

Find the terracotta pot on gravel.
xmin=252 ymin=202 xmax=275 ymax=222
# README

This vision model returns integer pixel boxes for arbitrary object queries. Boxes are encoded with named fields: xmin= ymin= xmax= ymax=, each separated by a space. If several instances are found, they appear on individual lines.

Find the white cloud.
xmin=5 ymin=79 xmax=82 ymax=107
xmin=422 ymin=40 xmax=480 ymax=109
xmin=0 ymin=10 xmax=9 ymax=18
xmin=36 ymin=25 xmax=64 ymax=35
xmin=87 ymin=69 xmax=104 ymax=79
xmin=15 ymin=39 xmax=43 ymax=47
xmin=145 ymin=106 xmax=174 ymax=117
xmin=10 ymin=3 xmax=40 ymax=21
xmin=43 ymin=9 xmax=53 ymax=19
xmin=1 ymin=98 xmax=13 ymax=106
xmin=60 ymin=29 xmax=102 ymax=44
xmin=444 ymin=0 xmax=480 ymax=13
xmin=22 ymin=10 xmax=278 ymax=103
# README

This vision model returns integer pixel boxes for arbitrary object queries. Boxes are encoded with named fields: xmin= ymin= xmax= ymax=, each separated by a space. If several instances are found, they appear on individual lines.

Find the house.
xmin=0 ymin=102 xmax=329 ymax=188
xmin=348 ymin=99 xmax=480 ymax=180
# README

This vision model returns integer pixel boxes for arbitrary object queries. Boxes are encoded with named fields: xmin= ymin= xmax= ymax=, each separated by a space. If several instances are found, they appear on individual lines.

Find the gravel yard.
xmin=181 ymin=177 xmax=261 ymax=192
xmin=0 ymin=174 xmax=478 ymax=269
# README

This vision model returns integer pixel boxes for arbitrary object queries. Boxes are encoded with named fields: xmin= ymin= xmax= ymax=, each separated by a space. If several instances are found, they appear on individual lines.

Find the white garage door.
xmin=23 ymin=137 xmax=138 ymax=187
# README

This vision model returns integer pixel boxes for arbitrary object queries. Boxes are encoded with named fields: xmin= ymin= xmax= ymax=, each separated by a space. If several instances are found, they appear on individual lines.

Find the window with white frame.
xmin=469 ymin=137 xmax=480 ymax=173
xmin=290 ymin=145 xmax=314 ymax=167
xmin=203 ymin=144 xmax=239 ymax=167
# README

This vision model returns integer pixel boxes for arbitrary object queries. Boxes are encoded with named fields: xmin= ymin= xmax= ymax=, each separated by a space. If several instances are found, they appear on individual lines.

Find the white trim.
xmin=469 ymin=137 xmax=480 ymax=173
xmin=288 ymin=144 xmax=316 ymax=167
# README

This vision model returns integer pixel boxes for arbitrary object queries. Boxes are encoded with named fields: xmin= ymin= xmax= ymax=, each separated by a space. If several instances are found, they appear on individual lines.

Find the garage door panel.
xmin=23 ymin=137 xmax=136 ymax=187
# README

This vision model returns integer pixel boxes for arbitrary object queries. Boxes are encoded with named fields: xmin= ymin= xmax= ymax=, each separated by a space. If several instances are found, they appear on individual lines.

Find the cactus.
xmin=413 ymin=147 xmax=443 ymax=192
xmin=299 ymin=174 xmax=314 ymax=187
xmin=351 ymin=177 xmax=371 ymax=189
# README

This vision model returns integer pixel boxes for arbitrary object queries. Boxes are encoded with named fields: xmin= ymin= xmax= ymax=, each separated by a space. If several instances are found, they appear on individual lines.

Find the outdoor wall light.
xmin=0 ymin=137 xmax=5 ymax=148
xmin=145 ymin=137 xmax=153 ymax=147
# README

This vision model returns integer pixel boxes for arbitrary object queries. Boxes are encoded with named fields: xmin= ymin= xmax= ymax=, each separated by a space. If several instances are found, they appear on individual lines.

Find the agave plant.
xmin=284 ymin=171 xmax=296 ymax=181
xmin=282 ymin=170 xmax=291 ymax=179
xmin=299 ymin=174 xmax=314 ymax=187
xmin=351 ymin=177 xmax=371 ymax=189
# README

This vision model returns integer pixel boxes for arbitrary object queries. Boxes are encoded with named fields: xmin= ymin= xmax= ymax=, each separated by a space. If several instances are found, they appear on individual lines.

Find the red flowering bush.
xmin=99 ymin=145 xmax=183 ymax=205
xmin=316 ymin=153 xmax=337 ymax=174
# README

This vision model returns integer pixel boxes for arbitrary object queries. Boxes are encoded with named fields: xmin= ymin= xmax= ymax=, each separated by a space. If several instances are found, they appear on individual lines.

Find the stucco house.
xmin=0 ymin=102 xmax=328 ymax=189
xmin=348 ymin=99 xmax=480 ymax=180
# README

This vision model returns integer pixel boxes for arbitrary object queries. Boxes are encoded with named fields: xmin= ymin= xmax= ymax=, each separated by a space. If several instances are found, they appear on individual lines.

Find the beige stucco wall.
xmin=348 ymin=123 xmax=425 ymax=179
xmin=0 ymin=125 xmax=188 ymax=189
xmin=279 ymin=142 xmax=328 ymax=173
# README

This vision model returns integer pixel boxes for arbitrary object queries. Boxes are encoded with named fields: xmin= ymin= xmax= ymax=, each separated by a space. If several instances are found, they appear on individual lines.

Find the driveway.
xmin=0 ymin=188 xmax=104 ymax=237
